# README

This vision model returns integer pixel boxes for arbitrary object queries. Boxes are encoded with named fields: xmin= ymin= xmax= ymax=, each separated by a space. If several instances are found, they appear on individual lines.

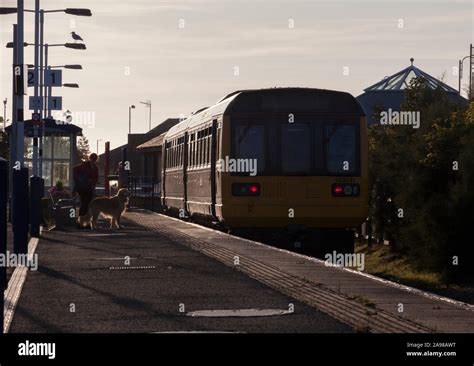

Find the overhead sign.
xmin=29 ymin=96 xmax=43 ymax=110
xmin=44 ymin=69 xmax=62 ymax=87
xmin=27 ymin=69 xmax=36 ymax=87
xmin=48 ymin=96 xmax=62 ymax=110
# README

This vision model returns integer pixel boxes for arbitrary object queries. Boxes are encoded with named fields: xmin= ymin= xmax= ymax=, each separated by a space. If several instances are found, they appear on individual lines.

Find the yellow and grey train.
xmin=161 ymin=88 xmax=368 ymax=252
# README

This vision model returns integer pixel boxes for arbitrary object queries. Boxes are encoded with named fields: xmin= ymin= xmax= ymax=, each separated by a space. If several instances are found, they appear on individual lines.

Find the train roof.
xmin=165 ymin=88 xmax=364 ymax=139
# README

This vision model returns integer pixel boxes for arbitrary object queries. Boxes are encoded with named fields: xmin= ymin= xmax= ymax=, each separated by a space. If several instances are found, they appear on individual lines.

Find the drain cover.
xmin=186 ymin=309 xmax=292 ymax=317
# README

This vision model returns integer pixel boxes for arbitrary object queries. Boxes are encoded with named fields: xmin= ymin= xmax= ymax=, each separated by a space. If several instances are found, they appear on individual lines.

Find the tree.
xmin=76 ymin=135 xmax=91 ymax=163
xmin=368 ymin=77 xmax=474 ymax=282
xmin=0 ymin=129 xmax=8 ymax=160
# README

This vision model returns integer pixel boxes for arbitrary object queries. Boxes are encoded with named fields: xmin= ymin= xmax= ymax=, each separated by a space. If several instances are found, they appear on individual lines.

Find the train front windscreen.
xmin=231 ymin=119 xmax=361 ymax=177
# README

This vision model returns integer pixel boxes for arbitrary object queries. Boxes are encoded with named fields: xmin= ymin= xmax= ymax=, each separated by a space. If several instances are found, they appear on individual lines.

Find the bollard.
xmin=12 ymin=167 xmax=29 ymax=255
xmin=30 ymin=176 xmax=44 ymax=237
xmin=0 ymin=158 xmax=8 ymax=333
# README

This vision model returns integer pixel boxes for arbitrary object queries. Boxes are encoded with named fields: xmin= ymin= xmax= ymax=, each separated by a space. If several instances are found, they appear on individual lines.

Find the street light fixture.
xmin=129 ymin=105 xmax=136 ymax=134
xmin=0 ymin=7 xmax=92 ymax=16
xmin=63 ymin=65 xmax=83 ymax=70
xmin=0 ymin=8 xmax=17 ymax=15
xmin=63 ymin=83 xmax=79 ymax=88
xmin=96 ymin=139 xmax=102 ymax=155
xmin=459 ymin=55 xmax=470 ymax=95
xmin=64 ymin=8 xmax=92 ymax=17
xmin=64 ymin=43 xmax=86 ymax=50
xmin=5 ymin=41 xmax=28 ymax=48
xmin=140 ymin=100 xmax=152 ymax=131
xmin=27 ymin=64 xmax=83 ymax=70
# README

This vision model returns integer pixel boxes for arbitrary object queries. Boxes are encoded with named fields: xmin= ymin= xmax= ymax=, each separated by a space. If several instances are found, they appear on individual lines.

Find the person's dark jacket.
xmin=73 ymin=161 xmax=98 ymax=193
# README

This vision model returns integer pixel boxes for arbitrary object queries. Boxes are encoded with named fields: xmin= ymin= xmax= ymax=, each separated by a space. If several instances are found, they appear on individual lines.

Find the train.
xmin=161 ymin=88 xmax=368 ymax=253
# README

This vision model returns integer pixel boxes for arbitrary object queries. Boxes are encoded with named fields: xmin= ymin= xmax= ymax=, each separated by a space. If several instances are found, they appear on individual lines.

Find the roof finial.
xmin=410 ymin=57 xmax=414 ymax=66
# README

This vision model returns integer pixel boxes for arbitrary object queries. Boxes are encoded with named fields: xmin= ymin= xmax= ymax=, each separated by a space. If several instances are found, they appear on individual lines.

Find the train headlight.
xmin=343 ymin=185 xmax=353 ymax=195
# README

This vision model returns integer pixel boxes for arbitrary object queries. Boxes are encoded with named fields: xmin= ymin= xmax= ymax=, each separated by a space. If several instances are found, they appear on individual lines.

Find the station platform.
xmin=4 ymin=214 xmax=350 ymax=333
xmin=4 ymin=210 xmax=474 ymax=333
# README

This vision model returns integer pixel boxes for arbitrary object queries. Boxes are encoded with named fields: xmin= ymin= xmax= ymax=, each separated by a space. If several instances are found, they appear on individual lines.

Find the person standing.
xmin=73 ymin=153 xmax=99 ymax=222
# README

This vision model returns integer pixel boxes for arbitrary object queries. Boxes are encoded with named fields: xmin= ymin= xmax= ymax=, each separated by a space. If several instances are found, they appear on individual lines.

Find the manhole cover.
xmin=186 ymin=309 xmax=292 ymax=317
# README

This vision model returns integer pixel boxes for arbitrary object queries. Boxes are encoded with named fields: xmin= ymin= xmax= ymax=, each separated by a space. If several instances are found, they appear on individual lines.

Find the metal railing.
xmin=127 ymin=176 xmax=161 ymax=212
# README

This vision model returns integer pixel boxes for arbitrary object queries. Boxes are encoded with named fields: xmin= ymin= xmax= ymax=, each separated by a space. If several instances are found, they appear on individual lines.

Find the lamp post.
xmin=129 ymin=105 xmax=136 ymax=134
xmin=140 ymin=100 xmax=152 ymax=131
xmin=96 ymin=139 xmax=102 ymax=155
xmin=459 ymin=55 xmax=470 ymax=96
xmin=2 ymin=99 xmax=6 ymax=131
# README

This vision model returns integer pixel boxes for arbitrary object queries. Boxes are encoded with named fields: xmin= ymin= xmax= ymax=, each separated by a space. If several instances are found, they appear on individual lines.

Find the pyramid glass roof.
xmin=364 ymin=61 xmax=458 ymax=93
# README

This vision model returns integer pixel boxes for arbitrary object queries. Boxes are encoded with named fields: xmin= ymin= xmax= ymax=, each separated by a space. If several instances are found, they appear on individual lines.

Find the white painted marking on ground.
xmin=186 ymin=309 xmax=293 ymax=317
xmin=3 ymin=237 xmax=39 ymax=333
xmin=87 ymin=233 xmax=128 ymax=237
xmin=96 ymin=257 xmax=158 ymax=261
xmin=109 ymin=266 xmax=156 ymax=270
xmin=152 ymin=331 xmax=244 ymax=334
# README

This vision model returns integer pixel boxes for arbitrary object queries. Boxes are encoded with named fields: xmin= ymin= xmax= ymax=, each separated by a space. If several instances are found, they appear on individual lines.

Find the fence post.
xmin=0 ymin=158 xmax=8 ymax=333
xmin=30 ymin=176 xmax=44 ymax=237
xmin=151 ymin=177 xmax=155 ymax=211
xmin=12 ymin=167 xmax=29 ymax=255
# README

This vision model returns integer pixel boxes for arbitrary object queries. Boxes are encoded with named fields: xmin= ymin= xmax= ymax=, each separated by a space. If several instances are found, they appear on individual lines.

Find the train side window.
xmin=195 ymin=137 xmax=199 ymax=167
xmin=197 ymin=134 xmax=202 ymax=166
xmin=169 ymin=144 xmax=172 ymax=168
xmin=201 ymin=133 xmax=206 ymax=166
xmin=189 ymin=139 xmax=193 ymax=168
xmin=173 ymin=143 xmax=176 ymax=168
xmin=202 ymin=136 xmax=205 ymax=166
xmin=177 ymin=144 xmax=180 ymax=168
xmin=189 ymin=134 xmax=194 ymax=168
xmin=204 ymin=136 xmax=209 ymax=165
xmin=169 ymin=145 xmax=172 ymax=168
xmin=172 ymin=143 xmax=175 ymax=168
xmin=206 ymin=133 xmax=210 ymax=164
xmin=174 ymin=143 xmax=177 ymax=168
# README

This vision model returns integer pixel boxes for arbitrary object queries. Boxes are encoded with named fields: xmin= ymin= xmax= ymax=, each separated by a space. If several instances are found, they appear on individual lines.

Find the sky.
xmin=0 ymin=0 xmax=472 ymax=152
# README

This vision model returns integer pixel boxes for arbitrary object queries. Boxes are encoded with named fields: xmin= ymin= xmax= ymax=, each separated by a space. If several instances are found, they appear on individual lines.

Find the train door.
xmin=210 ymin=119 xmax=218 ymax=217
xmin=183 ymin=131 xmax=189 ymax=213
xmin=161 ymin=139 xmax=167 ymax=206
